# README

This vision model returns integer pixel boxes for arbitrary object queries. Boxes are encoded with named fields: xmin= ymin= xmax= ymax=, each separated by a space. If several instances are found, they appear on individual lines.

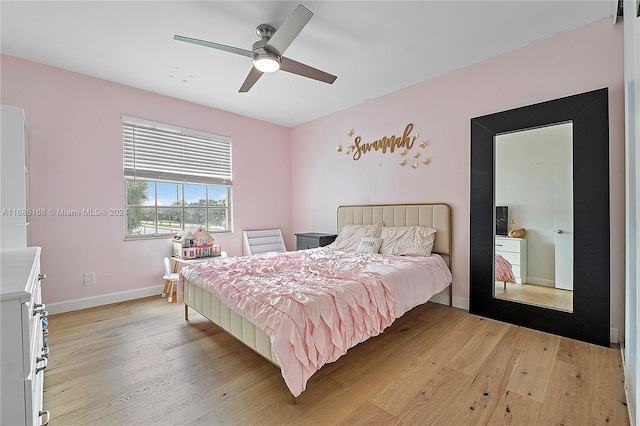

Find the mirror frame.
xmin=469 ymin=88 xmax=610 ymax=347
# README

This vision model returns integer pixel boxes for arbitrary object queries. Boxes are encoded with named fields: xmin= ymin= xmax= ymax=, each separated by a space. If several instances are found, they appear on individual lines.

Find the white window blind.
xmin=123 ymin=116 xmax=232 ymax=186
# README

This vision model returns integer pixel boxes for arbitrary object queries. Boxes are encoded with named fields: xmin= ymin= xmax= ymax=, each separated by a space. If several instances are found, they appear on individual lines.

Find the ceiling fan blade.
xmin=174 ymin=35 xmax=253 ymax=58
xmin=265 ymin=4 xmax=313 ymax=56
xmin=280 ymin=57 xmax=337 ymax=85
xmin=239 ymin=67 xmax=264 ymax=92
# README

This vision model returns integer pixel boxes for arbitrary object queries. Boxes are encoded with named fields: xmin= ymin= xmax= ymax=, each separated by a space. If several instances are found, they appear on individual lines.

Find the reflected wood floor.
xmin=495 ymin=281 xmax=574 ymax=311
xmin=44 ymin=296 xmax=628 ymax=425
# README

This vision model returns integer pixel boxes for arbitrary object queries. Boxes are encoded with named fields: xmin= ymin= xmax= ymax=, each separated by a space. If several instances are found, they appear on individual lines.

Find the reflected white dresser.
xmin=495 ymin=236 xmax=528 ymax=284
xmin=1 ymin=247 xmax=49 ymax=426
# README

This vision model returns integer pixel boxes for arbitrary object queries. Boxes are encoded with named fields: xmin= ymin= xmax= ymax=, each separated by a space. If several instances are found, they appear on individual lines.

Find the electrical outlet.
xmin=84 ymin=272 xmax=95 ymax=286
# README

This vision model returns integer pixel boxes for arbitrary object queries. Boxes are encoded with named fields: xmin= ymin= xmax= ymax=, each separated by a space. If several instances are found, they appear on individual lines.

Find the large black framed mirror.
xmin=470 ymin=88 xmax=610 ymax=347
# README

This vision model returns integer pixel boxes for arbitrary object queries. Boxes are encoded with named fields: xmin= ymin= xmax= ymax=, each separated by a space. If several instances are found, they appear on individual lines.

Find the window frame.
xmin=122 ymin=116 xmax=232 ymax=240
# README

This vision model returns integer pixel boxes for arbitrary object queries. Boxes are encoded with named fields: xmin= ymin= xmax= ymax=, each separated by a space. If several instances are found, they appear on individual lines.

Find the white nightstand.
xmin=495 ymin=236 xmax=528 ymax=284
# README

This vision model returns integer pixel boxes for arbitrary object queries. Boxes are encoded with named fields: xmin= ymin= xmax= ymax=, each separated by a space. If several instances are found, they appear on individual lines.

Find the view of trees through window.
xmin=126 ymin=179 xmax=230 ymax=237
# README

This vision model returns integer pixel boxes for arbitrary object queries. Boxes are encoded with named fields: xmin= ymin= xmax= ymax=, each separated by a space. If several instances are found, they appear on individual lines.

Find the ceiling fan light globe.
xmin=253 ymin=55 xmax=280 ymax=73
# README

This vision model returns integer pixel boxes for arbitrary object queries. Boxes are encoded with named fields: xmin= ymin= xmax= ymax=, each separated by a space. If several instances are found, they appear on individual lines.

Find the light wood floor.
xmin=44 ymin=296 xmax=628 ymax=425
xmin=495 ymin=281 xmax=574 ymax=312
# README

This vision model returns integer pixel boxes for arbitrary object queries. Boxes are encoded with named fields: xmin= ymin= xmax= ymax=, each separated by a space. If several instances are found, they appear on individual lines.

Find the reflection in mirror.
xmin=493 ymin=122 xmax=573 ymax=312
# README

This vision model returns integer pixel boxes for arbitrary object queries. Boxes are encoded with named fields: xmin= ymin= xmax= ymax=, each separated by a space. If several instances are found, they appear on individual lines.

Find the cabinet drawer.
xmin=27 ymin=266 xmax=44 ymax=377
xmin=26 ymin=359 xmax=45 ymax=426
xmin=297 ymin=236 xmax=318 ymax=250
xmin=497 ymin=251 xmax=520 ymax=266
xmin=1 ymin=247 xmax=46 ymax=426
xmin=495 ymin=238 xmax=521 ymax=252
xmin=511 ymin=265 xmax=521 ymax=278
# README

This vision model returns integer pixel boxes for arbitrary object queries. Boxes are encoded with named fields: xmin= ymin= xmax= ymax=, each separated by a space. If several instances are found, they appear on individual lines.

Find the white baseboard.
xmin=45 ymin=285 xmax=164 ymax=315
xmin=48 ymin=285 xmax=620 ymax=344
xmin=429 ymin=291 xmax=451 ymax=306
xmin=452 ymin=296 xmax=470 ymax=310
xmin=430 ymin=289 xmax=469 ymax=311
xmin=526 ymin=277 xmax=555 ymax=287
xmin=610 ymin=327 xmax=621 ymax=344
xmin=620 ymin=344 xmax=635 ymax=426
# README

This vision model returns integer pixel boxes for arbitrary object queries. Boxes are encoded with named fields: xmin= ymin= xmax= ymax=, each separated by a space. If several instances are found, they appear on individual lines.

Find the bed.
xmin=495 ymin=254 xmax=516 ymax=288
xmin=181 ymin=203 xmax=453 ymax=403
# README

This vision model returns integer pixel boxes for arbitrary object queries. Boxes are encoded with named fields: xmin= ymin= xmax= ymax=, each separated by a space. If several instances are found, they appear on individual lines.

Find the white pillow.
xmin=356 ymin=237 xmax=384 ymax=254
xmin=379 ymin=226 xmax=437 ymax=256
xmin=329 ymin=223 xmax=383 ymax=252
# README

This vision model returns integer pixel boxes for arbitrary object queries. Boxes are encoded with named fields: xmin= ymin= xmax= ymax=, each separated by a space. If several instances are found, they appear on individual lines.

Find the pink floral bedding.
xmin=180 ymin=247 xmax=452 ymax=397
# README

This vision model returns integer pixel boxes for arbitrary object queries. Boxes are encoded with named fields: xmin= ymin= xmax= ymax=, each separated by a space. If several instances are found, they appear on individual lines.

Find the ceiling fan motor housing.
xmin=253 ymin=25 xmax=279 ymax=57
xmin=256 ymin=24 xmax=276 ymax=39
xmin=252 ymin=24 xmax=281 ymax=72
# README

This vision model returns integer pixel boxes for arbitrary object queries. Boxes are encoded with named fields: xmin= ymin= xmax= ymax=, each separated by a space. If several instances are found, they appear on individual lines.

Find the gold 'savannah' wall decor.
xmin=336 ymin=123 xmax=432 ymax=169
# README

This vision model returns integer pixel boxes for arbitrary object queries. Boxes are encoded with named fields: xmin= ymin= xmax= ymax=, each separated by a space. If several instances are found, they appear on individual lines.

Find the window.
xmin=123 ymin=116 xmax=232 ymax=239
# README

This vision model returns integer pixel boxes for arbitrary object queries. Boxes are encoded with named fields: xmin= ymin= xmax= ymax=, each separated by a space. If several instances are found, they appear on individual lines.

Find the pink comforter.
xmin=495 ymin=254 xmax=516 ymax=282
xmin=180 ymin=247 xmax=452 ymax=397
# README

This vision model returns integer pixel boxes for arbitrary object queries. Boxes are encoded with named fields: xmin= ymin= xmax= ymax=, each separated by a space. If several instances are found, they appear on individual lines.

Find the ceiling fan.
xmin=174 ymin=4 xmax=337 ymax=93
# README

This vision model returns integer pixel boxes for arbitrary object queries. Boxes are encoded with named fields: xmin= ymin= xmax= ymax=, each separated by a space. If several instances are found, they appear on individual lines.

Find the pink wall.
xmin=0 ymin=18 xmax=626 ymax=333
xmin=1 ymin=54 xmax=292 ymax=304
xmin=290 ymin=19 xmax=626 ymax=331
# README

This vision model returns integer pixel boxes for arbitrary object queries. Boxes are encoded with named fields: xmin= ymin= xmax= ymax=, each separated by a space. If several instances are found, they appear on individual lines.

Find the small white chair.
xmin=162 ymin=257 xmax=180 ymax=303
xmin=242 ymin=229 xmax=286 ymax=256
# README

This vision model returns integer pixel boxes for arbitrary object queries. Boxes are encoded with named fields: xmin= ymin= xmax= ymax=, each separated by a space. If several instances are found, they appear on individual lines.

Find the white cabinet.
xmin=1 ymin=247 xmax=49 ymax=426
xmin=1 ymin=104 xmax=30 ymax=249
xmin=495 ymin=236 xmax=528 ymax=284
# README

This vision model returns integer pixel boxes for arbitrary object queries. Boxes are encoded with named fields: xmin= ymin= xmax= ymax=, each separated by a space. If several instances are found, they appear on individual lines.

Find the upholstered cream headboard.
xmin=336 ymin=203 xmax=452 ymax=258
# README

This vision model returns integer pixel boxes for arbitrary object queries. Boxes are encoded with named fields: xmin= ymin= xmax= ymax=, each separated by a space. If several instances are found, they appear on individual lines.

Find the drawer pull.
xmin=36 ymin=357 xmax=47 ymax=374
xmin=41 ymin=346 xmax=49 ymax=358
xmin=495 ymin=244 xmax=503 ymax=247
xmin=38 ymin=273 xmax=47 ymax=281
xmin=43 ymin=329 xmax=49 ymax=337
xmin=33 ymin=303 xmax=46 ymax=316
xmin=39 ymin=410 xmax=50 ymax=426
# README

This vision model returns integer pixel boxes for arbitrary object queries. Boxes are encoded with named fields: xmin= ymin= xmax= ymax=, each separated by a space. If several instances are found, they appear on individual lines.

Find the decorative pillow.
xmin=379 ymin=226 xmax=437 ymax=256
xmin=356 ymin=237 xmax=384 ymax=254
xmin=329 ymin=223 xmax=383 ymax=252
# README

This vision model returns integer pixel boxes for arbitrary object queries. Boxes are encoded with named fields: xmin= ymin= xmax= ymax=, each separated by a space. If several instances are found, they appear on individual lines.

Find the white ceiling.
xmin=1 ymin=1 xmax=613 ymax=127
